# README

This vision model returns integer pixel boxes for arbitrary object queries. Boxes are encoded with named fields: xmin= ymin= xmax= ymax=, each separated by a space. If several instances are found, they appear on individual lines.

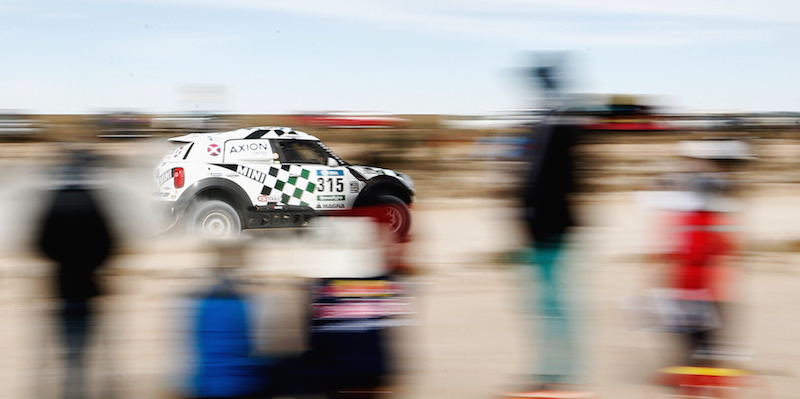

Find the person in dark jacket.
xmin=519 ymin=113 xmax=582 ymax=390
xmin=37 ymin=148 xmax=115 ymax=399
xmin=265 ymin=218 xmax=401 ymax=399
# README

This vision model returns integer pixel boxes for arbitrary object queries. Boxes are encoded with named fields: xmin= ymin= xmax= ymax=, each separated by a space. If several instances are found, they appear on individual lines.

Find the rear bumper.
xmin=151 ymin=195 xmax=185 ymax=231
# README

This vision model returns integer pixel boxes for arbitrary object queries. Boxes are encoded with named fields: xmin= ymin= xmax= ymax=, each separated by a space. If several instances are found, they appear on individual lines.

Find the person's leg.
xmin=59 ymin=301 xmax=93 ymax=399
xmin=526 ymin=236 xmax=576 ymax=385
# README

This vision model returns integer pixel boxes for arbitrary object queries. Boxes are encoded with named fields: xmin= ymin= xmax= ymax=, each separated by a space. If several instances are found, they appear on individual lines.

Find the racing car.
xmin=154 ymin=126 xmax=414 ymax=239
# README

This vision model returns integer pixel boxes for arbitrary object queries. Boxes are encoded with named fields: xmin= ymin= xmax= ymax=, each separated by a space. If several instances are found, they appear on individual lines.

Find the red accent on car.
xmin=173 ymin=167 xmax=185 ymax=188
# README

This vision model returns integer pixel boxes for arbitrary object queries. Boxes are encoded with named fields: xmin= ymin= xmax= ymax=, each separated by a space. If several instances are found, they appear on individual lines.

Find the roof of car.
xmin=168 ymin=126 xmax=318 ymax=143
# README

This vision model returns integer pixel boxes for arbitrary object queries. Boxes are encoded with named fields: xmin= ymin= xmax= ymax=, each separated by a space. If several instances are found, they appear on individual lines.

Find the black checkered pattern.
xmin=263 ymin=164 xmax=316 ymax=206
xmin=218 ymin=163 xmax=316 ymax=206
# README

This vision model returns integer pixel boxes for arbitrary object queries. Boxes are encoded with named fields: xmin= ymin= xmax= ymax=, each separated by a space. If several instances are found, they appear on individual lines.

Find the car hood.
xmin=348 ymin=165 xmax=414 ymax=191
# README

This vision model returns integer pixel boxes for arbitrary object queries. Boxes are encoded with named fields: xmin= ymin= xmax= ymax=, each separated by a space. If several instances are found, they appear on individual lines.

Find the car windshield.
xmin=315 ymin=141 xmax=347 ymax=165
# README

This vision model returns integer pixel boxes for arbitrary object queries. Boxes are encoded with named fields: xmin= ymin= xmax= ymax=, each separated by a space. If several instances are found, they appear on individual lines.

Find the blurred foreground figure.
xmin=637 ymin=140 xmax=761 ymax=397
xmin=190 ymin=241 xmax=267 ymax=399
xmin=36 ymin=148 xmax=115 ymax=399
xmin=268 ymin=217 xmax=410 ymax=399
xmin=665 ymin=175 xmax=733 ymax=366
xmin=507 ymin=54 xmax=596 ymax=396
xmin=658 ymin=140 xmax=750 ymax=366
xmin=514 ymin=111 xmax=587 ymax=394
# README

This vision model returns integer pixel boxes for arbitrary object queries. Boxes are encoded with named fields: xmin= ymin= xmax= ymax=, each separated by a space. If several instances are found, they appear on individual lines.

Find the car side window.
xmin=274 ymin=140 xmax=329 ymax=164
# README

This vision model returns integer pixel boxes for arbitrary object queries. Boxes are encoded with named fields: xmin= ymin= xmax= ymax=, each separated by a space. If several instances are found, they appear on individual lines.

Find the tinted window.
xmin=274 ymin=140 xmax=329 ymax=164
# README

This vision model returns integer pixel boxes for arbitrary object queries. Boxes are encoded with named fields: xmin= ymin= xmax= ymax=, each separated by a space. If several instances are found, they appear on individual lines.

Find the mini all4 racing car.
xmin=154 ymin=126 xmax=414 ymax=239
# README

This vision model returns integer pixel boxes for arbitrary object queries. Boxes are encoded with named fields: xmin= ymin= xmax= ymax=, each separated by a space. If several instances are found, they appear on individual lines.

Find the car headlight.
xmin=399 ymin=172 xmax=414 ymax=189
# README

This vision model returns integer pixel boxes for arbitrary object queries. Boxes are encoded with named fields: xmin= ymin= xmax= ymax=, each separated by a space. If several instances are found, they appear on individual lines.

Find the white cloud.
xmin=108 ymin=0 xmax=785 ymax=46
xmin=410 ymin=0 xmax=800 ymax=24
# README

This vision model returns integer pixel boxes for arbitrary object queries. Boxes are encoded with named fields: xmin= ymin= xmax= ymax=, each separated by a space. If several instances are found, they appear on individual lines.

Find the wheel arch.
xmin=175 ymin=178 xmax=252 ymax=224
xmin=354 ymin=177 xmax=413 ymax=207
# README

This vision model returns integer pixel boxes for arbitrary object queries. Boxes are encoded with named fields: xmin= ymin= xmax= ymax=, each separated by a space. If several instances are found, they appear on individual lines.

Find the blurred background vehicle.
xmin=288 ymin=112 xmax=410 ymax=129
xmin=0 ymin=110 xmax=44 ymax=140
xmin=150 ymin=112 xmax=236 ymax=134
xmin=92 ymin=111 xmax=154 ymax=138
xmin=439 ymin=109 xmax=547 ymax=132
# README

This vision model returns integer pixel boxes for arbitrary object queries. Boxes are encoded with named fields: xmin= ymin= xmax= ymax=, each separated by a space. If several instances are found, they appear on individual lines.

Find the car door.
xmin=271 ymin=139 xmax=355 ymax=210
xmin=222 ymin=138 xmax=279 ymax=206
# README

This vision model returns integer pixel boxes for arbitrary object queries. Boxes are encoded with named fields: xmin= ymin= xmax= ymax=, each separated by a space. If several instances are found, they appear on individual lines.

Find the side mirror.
xmin=327 ymin=157 xmax=339 ymax=167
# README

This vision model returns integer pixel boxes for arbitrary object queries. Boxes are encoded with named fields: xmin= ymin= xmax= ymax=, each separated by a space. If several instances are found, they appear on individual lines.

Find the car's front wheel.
xmin=186 ymin=200 xmax=242 ymax=240
xmin=374 ymin=195 xmax=411 ymax=239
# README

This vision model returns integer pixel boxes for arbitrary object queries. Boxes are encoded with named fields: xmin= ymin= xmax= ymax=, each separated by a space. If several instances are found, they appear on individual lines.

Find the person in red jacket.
xmin=662 ymin=161 xmax=742 ymax=366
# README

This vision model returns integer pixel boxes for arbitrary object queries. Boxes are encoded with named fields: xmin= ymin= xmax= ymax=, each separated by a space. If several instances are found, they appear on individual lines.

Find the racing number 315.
xmin=318 ymin=177 xmax=344 ymax=192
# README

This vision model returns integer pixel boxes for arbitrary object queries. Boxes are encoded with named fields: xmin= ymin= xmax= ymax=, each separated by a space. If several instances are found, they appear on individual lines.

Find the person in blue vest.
xmin=190 ymin=242 xmax=269 ymax=399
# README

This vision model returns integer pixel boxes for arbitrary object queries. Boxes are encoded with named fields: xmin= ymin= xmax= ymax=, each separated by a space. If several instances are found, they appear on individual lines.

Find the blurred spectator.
xmin=517 ymin=111 xmax=584 ymax=391
xmin=36 ymin=147 xmax=116 ymax=399
xmin=268 ymin=217 xmax=408 ymax=399
xmin=664 ymin=175 xmax=733 ymax=365
xmin=189 ymin=241 xmax=268 ymax=399
xmin=657 ymin=141 xmax=748 ymax=366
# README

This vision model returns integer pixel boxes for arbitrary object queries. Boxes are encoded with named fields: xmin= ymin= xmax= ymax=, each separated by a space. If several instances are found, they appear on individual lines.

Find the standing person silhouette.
xmin=507 ymin=53 xmax=596 ymax=398
xmin=37 ymin=148 xmax=115 ymax=399
xmin=514 ymin=111 xmax=587 ymax=395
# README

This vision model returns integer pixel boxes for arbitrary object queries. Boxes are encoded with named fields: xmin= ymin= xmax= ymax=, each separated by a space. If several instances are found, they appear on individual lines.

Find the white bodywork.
xmin=154 ymin=126 xmax=413 ymax=215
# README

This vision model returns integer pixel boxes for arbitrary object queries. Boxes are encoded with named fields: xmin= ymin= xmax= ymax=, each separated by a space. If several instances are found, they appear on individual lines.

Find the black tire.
xmin=374 ymin=195 xmax=411 ymax=239
xmin=186 ymin=200 xmax=242 ymax=239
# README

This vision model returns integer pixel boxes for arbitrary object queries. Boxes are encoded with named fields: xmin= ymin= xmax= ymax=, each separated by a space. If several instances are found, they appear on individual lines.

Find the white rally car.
xmin=154 ymin=127 xmax=414 ymax=239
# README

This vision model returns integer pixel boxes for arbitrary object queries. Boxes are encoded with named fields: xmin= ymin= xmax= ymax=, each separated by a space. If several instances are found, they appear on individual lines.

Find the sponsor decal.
xmin=309 ymin=279 xmax=413 ymax=331
xmin=311 ymin=318 xmax=416 ymax=332
xmin=157 ymin=169 xmax=173 ymax=186
xmin=315 ymin=280 xmax=402 ymax=297
xmin=312 ymin=300 xmax=410 ymax=319
xmin=257 ymin=195 xmax=280 ymax=202
xmin=317 ymin=195 xmax=345 ymax=201
xmin=350 ymin=181 xmax=359 ymax=193
xmin=236 ymin=165 xmax=267 ymax=184
xmin=229 ymin=142 xmax=271 ymax=154
xmin=207 ymin=143 xmax=221 ymax=156
xmin=317 ymin=169 xmax=344 ymax=176
xmin=317 ymin=203 xmax=346 ymax=209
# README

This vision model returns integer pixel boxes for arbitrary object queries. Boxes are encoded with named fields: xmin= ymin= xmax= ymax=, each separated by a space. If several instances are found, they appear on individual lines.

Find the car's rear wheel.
xmin=187 ymin=200 xmax=241 ymax=240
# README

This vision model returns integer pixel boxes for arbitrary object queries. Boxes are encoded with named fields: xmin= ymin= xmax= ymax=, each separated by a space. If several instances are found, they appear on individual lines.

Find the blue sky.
xmin=2 ymin=0 xmax=800 ymax=114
